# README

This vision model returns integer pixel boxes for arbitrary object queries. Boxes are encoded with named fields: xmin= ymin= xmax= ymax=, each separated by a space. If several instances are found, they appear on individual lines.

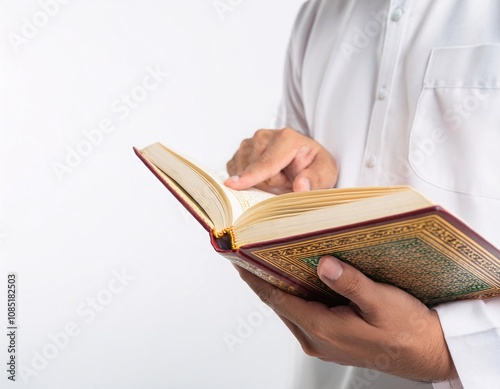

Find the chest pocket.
xmin=409 ymin=44 xmax=500 ymax=199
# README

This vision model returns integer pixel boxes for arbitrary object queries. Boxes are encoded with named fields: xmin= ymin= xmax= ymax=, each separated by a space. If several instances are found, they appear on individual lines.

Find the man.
xmin=225 ymin=1 xmax=500 ymax=388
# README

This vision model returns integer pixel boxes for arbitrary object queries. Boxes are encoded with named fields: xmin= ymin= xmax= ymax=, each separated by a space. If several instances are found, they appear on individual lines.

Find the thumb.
xmin=292 ymin=153 xmax=338 ymax=191
xmin=317 ymin=256 xmax=379 ymax=314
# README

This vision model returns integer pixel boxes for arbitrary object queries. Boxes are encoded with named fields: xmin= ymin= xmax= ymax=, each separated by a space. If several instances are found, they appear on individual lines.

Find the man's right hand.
xmin=224 ymin=128 xmax=338 ymax=194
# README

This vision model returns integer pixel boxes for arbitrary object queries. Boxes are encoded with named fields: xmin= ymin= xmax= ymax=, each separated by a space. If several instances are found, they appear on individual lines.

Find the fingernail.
xmin=226 ymin=175 xmax=240 ymax=183
xmin=297 ymin=145 xmax=309 ymax=155
xmin=301 ymin=178 xmax=311 ymax=191
xmin=295 ymin=177 xmax=311 ymax=192
xmin=318 ymin=256 xmax=343 ymax=281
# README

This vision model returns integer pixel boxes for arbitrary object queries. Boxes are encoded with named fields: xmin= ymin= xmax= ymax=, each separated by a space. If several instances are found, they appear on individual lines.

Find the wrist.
xmin=426 ymin=310 xmax=458 ymax=381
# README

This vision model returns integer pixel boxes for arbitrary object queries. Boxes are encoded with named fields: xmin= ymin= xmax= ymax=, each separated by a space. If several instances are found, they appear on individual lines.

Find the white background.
xmin=0 ymin=1 xmax=306 ymax=388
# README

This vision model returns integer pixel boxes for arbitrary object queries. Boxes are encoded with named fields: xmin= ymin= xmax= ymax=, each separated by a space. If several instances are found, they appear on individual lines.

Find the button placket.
xmin=391 ymin=7 xmax=404 ymax=22
xmin=377 ymin=87 xmax=387 ymax=100
xmin=359 ymin=0 xmax=410 ymax=185
xmin=365 ymin=155 xmax=377 ymax=168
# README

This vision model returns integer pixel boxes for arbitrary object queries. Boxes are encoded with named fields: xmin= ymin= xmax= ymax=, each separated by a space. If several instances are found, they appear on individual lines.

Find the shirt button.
xmin=377 ymin=87 xmax=387 ymax=100
xmin=365 ymin=155 xmax=377 ymax=168
xmin=391 ymin=7 xmax=404 ymax=22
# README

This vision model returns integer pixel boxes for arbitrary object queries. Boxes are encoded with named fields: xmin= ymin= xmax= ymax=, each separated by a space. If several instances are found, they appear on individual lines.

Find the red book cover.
xmin=134 ymin=146 xmax=500 ymax=307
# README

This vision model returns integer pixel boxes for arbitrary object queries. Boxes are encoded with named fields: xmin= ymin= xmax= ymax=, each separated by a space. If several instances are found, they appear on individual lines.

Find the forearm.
xmin=434 ymin=297 xmax=500 ymax=388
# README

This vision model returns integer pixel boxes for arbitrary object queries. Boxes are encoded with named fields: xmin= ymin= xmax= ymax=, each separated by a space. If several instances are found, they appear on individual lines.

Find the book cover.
xmin=134 ymin=147 xmax=500 ymax=307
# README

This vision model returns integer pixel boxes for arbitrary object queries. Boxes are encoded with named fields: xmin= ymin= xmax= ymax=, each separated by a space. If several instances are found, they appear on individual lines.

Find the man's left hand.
xmin=235 ymin=255 xmax=457 ymax=382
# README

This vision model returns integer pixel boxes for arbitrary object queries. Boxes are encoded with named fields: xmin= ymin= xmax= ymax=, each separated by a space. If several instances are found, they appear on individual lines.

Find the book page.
xmin=141 ymin=143 xmax=232 ymax=230
xmin=206 ymin=170 xmax=275 ymax=222
xmin=233 ymin=189 xmax=433 ymax=247
xmin=141 ymin=142 xmax=275 ymax=230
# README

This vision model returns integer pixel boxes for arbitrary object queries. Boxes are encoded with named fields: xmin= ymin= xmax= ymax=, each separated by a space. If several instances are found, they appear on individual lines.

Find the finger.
xmin=226 ymin=157 xmax=241 ymax=177
xmin=225 ymin=172 xmax=293 ymax=194
xmin=225 ymin=147 xmax=297 ymax=190
xmin=275 ymin=313 xmax=322 ymax=356
xmin=224 ymin=128 xmax=313 ymax=191
xmin=292 ymin=152 xmax=338 ymax=191
xmin=281 ymin=144 xmax=316 ymax=178
xmin=233 ymin=265 xmax=312 ymax=341
xmin=253 ymin=172 xmax=293 ymax=194
xmin=235 ymin=264 xmax=329 ymax=330
xmin=226 ymin=138 xmax=259 ymax=177
xmin=317 ymin=256 xmax=379 ymax=315
xmin=275 ymin=313 xmax=306 ymax=341
xmin=227 ymin=146 xmax=293 ymax=194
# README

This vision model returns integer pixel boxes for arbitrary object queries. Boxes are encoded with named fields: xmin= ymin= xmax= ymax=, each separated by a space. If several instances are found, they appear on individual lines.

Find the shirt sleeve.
xmin=432 ymin=296 xmax=500 ymax=388
xmin=432 ymin=378 xmax=463 ymax=389
xmin=275 ymin=1 xmax=319 ymax=136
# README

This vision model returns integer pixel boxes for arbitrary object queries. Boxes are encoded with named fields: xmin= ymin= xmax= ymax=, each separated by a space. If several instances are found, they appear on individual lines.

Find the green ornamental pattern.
xmin=300 ymin=237 xmax=489 ymax=302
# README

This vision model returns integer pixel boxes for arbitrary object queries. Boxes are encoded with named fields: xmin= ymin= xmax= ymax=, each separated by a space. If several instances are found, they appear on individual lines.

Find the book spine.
xmin=210 ymin=233 xmax=346 ymax=306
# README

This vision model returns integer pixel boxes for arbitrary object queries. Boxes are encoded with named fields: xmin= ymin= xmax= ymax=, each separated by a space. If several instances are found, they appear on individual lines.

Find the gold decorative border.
xmin=246 ymin=214 xmax=500 ymax=298
xmin=221 ymin=252 xmax=308 ymax=298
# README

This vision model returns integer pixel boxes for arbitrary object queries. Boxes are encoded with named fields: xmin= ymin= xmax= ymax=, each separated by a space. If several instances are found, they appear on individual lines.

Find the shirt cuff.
xmin=433 ymin=297 xmax=500 ymax=389
xmin=432 ymin=378 xmax=463 ymax=389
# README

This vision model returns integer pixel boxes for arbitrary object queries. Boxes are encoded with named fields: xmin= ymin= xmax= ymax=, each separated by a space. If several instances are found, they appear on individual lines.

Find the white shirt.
xmin=279 ymin=1 xmax=500 ymax=388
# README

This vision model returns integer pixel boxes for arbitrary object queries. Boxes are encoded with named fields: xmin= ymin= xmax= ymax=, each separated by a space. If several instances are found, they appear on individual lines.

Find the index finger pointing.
xmin=225 ymin=137 xmax=302 ymax=190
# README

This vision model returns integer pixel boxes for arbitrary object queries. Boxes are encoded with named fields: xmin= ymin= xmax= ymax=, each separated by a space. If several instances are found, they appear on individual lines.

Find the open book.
xmin=134 ymin=142 xmax=500 ymax=306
